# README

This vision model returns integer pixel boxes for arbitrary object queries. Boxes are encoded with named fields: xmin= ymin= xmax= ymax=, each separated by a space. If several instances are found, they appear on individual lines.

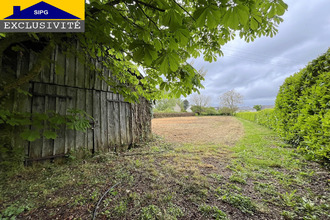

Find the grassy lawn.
xmin=0 ymin=117 xmax=329 ymax=219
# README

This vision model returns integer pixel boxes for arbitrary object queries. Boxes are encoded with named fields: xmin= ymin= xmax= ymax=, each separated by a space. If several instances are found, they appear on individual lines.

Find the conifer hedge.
xmin=237 ymin=49 xmax=330 ymax=163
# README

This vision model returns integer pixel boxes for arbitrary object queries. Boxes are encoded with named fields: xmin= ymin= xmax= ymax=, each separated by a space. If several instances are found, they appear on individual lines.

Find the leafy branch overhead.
xmin=0 ymin=0 xmax=288 ymax=101
xmin=0 ymin=109 xmax=93 ymax=141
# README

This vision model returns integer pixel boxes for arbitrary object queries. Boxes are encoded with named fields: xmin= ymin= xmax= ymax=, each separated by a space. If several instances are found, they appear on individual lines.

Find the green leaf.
xmin=250 ymin=18 xmax=259 ymax=30
xmin=222 ymin=8 xmax=239 ymax=29
xmin=154 ymin=39 xmax=162 ymax=51
xmin=17 ymin=88 xmax=32 ymax=97
xmin=168 ymin=52 xmax=180 ymax=72
xmin=204 ymin=5 xmax=222 ymax=29
xmin=168 ymin=38 xmax=178 ymax=51
xmin=268 ymin=5 xmax=276 ymax=18
xmin=252 ymin=13 xmax=263 ymax=23
xmin=194 ymin=7 xmax=208 ymax=27
xmin=276 ymin=0 xmax=288 ymax=16
xmin=175 ymin=29 xmax=190 ymax=45
xmin=262 ymin=2 xmax=272 ymax=14
xmin=145 ymin=46 xmax=158 ymax=65
xmin=133 ymin=47 xmax=144 ymax=63
xmin=206 ymin=10 xmax=217 ymax=28
xmin=158 ymin=55 xmax=169 ymax=73
xmin=20 ymin=129 xmax=40 ymax=142
xmin=11 ymin=45 xmax=24 ymax=52
xmin=163 ymin=9 xmax=182 ymax=29
xmin=160 ymin=82 xmax=166 ymax=90
xmin=34 ymin=113 xmax=48 ymax=121
xmin=29 ymin=33 xmax=39 ymax=40
xmin=97 ymin=48 xmax=102 ymax=57
xmin=236 ymin=5 xmax=249 ymax=25
xmin=43 ymin=130 xmax=58 ymax=139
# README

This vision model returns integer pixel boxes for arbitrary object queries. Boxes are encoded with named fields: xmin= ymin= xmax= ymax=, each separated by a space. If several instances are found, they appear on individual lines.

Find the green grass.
xmin=233 ymin=119 xmax=301 ymax=171
xmin=230 ymin=118 xmax=330 ymax=219
xmin=199 ymin=204 xmax=228 ymax=220
xmin=0 ymin=118 xmax=329 ymax=219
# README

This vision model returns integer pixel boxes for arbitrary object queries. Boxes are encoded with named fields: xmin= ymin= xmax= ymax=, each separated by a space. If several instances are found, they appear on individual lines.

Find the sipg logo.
xmin=34 ymin=10 xmax=49 ymax=15
xmin=5 ymin=2 xmax=80 ymax=19
xmin=0 ymin=0 xmax=84 ymax=32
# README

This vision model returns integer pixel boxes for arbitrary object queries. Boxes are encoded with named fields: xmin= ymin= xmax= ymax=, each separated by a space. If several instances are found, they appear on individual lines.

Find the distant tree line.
xmin=153 ymin=89 xmax=245 ymax=116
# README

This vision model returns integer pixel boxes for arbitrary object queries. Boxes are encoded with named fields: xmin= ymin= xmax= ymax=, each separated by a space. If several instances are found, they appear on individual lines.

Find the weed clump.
xmin=199 ymin=204 xmax=228 ymax=220
xmin=216 ymin=188 xmax=257 ymax=215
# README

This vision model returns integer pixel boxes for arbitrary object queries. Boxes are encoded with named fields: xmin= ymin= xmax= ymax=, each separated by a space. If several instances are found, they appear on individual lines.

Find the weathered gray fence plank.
xmin=100 ymin=92 xmax=107 ymax=151
xmin=65 ymin=87 xmax=76 ymax=153
xmin=113 ymin=94 xmax=120 ymax=148
xmin=75 ymin=88 xmax=86 ymax=154
xmin=76 ymin=54 xmax=85 ymax=88
xmin=126 ymin=103 xmax=132 ymax=145
xmin=89 ymin=59 xmax=95 ymax=90
xmin=42 ymin=85 xmax=55 ymax=157
xmin=120 ymin=102 xmax=127 ymax=147
xmin=93 ymin=90 xmax=101 ymax=152
xmin=55 ymin=47 xmax=65 ymax=85
xmin=66 ymin=54 xmax=76 ymax=87
xmin=54 ymin=85 xmax=67 ymax=156
xmin=85 ymin=89 xmax=94 ymax=152
xmin=30 ymin=83 xmax=45 ymax=159
xmin=107 ymin=93 xmax=115 ymax=151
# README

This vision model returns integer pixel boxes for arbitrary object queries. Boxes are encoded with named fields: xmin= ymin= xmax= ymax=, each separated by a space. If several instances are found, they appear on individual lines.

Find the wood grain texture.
xmin=2 ymin=46 xmax=152 ymax=163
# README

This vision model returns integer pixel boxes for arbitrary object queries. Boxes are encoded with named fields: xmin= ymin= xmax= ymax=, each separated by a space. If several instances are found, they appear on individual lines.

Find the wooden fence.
xmin=1 ymin=45 xmax=152 ymax=163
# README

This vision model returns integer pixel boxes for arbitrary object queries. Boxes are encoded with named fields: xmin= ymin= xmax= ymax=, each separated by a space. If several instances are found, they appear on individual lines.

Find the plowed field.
xmin=152 ymin=116 xmax=244 ymax=145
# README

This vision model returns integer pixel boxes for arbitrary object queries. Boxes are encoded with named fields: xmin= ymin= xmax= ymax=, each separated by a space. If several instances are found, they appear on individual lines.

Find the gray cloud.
xmin=189 ymin=0 xmax=330 ymax=107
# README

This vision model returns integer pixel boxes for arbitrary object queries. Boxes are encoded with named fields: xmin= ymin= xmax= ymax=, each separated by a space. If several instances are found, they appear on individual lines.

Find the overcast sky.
xmin=189 ymin=0 xmax=330 ymax=107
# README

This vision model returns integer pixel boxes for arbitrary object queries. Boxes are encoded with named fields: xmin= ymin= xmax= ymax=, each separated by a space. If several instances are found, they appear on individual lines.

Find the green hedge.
xmin=275 ymin=49 xmax=330 ymax=162
xmin=237 ymin=49 xmax=330 ymax=163
xmin=236 ymin=109 xmax=276 ymax=129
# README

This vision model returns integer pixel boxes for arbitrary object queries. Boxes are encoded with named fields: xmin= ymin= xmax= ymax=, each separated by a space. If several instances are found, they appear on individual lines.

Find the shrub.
xmin=219 ymin=107 xmax=233 ymax=115
xmin=236 ymin=109 xmax=276 ymax=130
xmin=204 ymin=107 xmax=218 ymax=115
xmin=153 ymin=112 xmax=195 ymax=118
xmin=190 ymin=106 xmax=223 ymax=116
xmin=237 ymin=49 xmax=330 ymax=163
xmin=275 ymin=48 xmax=330 ymax=162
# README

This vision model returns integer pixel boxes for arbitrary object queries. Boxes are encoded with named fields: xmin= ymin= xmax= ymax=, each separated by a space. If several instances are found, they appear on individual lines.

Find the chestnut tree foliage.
xmin=0 ymin=0 xmax=287 ymax=142
xmin=1 ymin=0 xmax=288 ymax=101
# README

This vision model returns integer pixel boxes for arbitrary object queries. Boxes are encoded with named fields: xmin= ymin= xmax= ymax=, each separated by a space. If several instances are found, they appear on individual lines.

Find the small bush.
xmin=236 ymin=109 xmax=276 ymax=129
xmin=153 ymin=112 xmax=195 ymax=118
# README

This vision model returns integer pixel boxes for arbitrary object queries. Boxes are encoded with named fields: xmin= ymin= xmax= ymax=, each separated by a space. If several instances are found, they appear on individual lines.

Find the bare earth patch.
xmin=152 ymin=116 xmax=244 ymax=146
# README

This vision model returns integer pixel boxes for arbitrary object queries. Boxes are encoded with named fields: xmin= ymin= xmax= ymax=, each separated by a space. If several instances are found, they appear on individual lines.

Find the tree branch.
xmin=136 ymin=2 xmax=160 ymax=31
xmin=119 ymin=12 xmax=144 ymax=30
xmin=172 ymin=0 xmax=196 ymax=21
xmin=108 ymin=0 xmax=122 ymax=6
xmin=134 ymin=0 xmax=166 ymax=12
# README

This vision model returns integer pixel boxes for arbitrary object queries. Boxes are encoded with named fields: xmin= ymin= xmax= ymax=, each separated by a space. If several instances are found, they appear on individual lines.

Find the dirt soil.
xmin=152 ymin=116 xmax=244 ymax=146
